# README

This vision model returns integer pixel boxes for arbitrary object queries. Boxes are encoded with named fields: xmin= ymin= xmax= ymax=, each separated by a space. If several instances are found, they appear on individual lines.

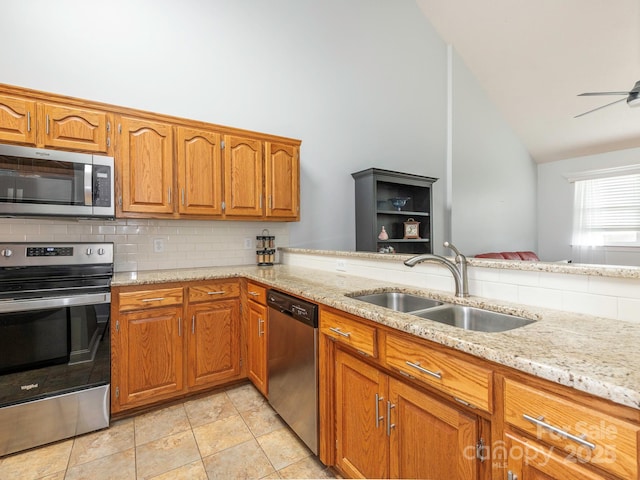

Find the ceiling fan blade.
xmin=574 ymin=97 xmax=628 ymax=118
xmin=578 ymin=91 xmax=630 ymax=96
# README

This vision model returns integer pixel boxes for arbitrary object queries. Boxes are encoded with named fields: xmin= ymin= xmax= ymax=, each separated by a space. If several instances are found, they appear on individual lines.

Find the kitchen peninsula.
xmin=112 ymin=248 xmax=640 ymax=480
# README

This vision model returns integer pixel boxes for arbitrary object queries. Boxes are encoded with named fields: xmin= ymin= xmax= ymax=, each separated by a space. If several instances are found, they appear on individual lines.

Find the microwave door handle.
xmin=84 ymin=164 xmax=93 ymax=205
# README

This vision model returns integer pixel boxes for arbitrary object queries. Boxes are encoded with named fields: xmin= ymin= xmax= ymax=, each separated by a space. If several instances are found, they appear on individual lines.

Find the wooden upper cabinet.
xmin=176 ymin=126 xmax=223 ymax=216
xmin=0 ymin=94 xmax=36 ymax=145
xmin=118 ymin=116 xmax=174 ymax=215
xmin=265 ymin=142 xmax=299 ymax=220
xmin=223 ymin=134 xmax=263 ymax=217
xmin=39 ymin=103 xmax=109 ymax=153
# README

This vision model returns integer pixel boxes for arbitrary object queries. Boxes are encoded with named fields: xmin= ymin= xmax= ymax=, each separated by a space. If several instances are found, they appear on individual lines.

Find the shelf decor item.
xmin=403 ymin=218 xmax=421 ymax=239
xmin=389 ymin=197 xmax=410 ymax=211
xmin=378 ymin=226 xmax=389 ymax=240
xmin=256 ymin=229 xmax=275 ymax=266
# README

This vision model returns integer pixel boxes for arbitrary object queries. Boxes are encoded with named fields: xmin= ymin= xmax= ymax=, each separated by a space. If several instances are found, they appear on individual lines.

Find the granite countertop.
xmin=113 ymin=264 xmax=640 ymax=411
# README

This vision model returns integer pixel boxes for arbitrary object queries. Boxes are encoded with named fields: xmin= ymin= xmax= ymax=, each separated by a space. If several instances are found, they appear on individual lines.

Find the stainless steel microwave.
xmin=0 ymin=144 xmax=114 ymax=218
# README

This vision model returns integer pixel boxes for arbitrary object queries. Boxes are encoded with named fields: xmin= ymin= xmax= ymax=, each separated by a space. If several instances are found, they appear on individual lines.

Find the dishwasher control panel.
xmin=267 ymin=289 xmax=318 ymax=327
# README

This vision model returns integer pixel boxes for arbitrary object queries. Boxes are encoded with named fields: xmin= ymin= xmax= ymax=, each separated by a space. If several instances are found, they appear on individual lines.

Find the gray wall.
xmin=1 ymin=0 xmax=535 ymax=258
xmin=451 ymin=52 xmax=537 ymax=255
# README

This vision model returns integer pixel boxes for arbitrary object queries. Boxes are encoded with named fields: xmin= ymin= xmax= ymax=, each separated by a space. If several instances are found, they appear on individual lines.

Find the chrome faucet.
xmin=403 ymin=241 xmax=469 ymax=297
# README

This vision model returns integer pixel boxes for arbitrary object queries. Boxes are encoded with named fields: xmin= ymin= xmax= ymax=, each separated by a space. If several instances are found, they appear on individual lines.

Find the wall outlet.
xmin=336 ymin=259 xmax=347 ymax=271
xmin=244 ymin=237 xmax=253 ymax=249
xmin=153 ymin=238 xmax=164 ymax=253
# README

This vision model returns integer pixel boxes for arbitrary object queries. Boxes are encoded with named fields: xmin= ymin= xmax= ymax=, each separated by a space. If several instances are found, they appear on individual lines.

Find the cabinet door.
xmin=118 ymin=116 xmax=174 ymax=214
xmin=223 ymin=135 xmax=263 ymax=216
xmin=335 ymin=349 xmax=389 ymax=479
xmin=265 ymin=142 xmax=299 ymax=219
xmin=117 ymin=306 xmax=184 ymax=408
xmin=0 ymin=94 xmax=36 ymax=145
xmin=176 ymin=126 xmax=223 ymax=216
xmin=187 ymin=299 xmax=240 ymax=389
xmin=505 ymin=431 xmax=609 ymax=480
xmin=247 ymin=300 xmax=268 ymax=395
xmin=40 ymin=103 xmax=108 ymax=153
xmin=389 ymin=378 xmax=478 ymax=480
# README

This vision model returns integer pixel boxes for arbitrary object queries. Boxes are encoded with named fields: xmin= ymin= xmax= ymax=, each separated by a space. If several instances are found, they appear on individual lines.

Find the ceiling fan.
xmin=575 ymin=80 xmax=640 ymax=118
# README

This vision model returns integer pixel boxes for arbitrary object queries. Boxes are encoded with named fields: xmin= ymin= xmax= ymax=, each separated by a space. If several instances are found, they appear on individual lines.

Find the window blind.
xmin=572 ymin=173 xmax=640 ymax=246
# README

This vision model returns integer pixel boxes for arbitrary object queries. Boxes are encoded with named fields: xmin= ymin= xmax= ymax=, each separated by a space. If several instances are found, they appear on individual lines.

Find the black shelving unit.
xmin=352 ymin=168 xmax=438 ymax=254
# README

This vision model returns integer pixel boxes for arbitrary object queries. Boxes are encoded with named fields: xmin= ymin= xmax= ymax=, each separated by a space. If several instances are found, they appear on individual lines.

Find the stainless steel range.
xmin=0 ymin=242 xmax=113 ymax=456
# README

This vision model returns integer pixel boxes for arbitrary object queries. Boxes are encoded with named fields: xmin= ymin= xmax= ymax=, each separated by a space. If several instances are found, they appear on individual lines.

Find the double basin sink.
xmin=348 ymin=291 xmax=534 ymax=333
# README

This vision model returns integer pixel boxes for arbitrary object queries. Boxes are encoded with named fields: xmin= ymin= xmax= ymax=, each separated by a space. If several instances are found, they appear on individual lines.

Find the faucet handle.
xmin=443 ymin=241 xmax=465 ymax=259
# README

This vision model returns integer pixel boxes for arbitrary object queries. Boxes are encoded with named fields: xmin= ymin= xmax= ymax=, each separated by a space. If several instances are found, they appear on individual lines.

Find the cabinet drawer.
xmin=119 ymin=287 xmax=183 ymax=312
xmin=504 ymin=378 xmax=640 ymax=479
xmin=188 ymin=280 xmax=240 ymax=303
xmin=320 ymin=310 xmax=377 ymax=357
xmin=384 ymin=332 xmax=492 ymax=412
xmin=247 ymin=281 xmax=267 ymax=305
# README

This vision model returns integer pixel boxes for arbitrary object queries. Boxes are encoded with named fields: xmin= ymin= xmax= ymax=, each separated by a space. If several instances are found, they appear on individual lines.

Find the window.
xmin=572 ymin=173 xmax=640 ymax=246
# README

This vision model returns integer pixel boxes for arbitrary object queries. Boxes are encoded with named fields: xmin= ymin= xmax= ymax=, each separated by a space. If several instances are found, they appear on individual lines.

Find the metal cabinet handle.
xmin=522 ymin=414 xmax=596 ymax=450
xmin=248 ymin=291 xmax=260 ymax=296
xmin=507 ymin=472 xmax=518 ymax=480
xmin=191 ymin=315 xmax=195 ymax=334
xmin=375 ymin=393 xmax=384 ymax=428
xmin=386 ymin=401 xmax=396 ymax=436
xmin=207 ymin=290 xmax=225 ymax=295
xmin=142 ymin=297 xmax=165 ymax=302
xmin=178 ymin=317 xmax=182 ymax=337
xmin=329 ymin=327 xmax=351 ymax=338
xmin=405 ymin=360 xmax=442 ymax=379
xmin=168 ymin=188 xmax=172 ymax=204
xmin=27 ymin=111 xmax=31 ymax=132
xmin=258 ymin=317 xmax=265 ymax=336
xmin=46 ymin=114 xmax=50 ymax=135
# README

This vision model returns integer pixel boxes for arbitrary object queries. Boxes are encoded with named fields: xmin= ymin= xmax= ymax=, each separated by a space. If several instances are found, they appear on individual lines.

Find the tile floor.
xmin=0 ymin=383 xmax=338 ymax=480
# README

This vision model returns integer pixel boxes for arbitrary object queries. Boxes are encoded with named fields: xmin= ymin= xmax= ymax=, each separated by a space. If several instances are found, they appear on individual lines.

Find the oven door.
xmin=0 ymin=292 xmax=110 ymax=378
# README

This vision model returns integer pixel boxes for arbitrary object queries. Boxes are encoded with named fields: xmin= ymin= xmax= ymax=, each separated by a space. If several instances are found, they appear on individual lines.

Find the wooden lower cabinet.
xmin=504 ymin=431 xmax=611 ymax=480
xmin=335 ymin=348 xmax=479 ymax=479
xmin=247 ymin=298 xmax=268 ymax=395
xmin=116 ymin=305 xmax=184 ymax=408
xmin=112 ymin=280 xmax=242 ymax=413
xmin=186 ymin=299 xmax=240 ymax=389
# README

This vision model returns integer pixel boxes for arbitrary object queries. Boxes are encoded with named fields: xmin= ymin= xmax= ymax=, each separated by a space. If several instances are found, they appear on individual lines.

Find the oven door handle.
xmin=0 ymin=292 xmax=111 ymax=313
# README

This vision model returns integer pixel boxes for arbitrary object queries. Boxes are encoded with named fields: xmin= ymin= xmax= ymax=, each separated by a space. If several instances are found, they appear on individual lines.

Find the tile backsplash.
xmin=0 ymin=218 xmax=289 ymax=272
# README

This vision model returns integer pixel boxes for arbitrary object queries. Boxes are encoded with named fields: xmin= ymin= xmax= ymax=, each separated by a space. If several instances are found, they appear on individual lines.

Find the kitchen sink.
xmin=348 ymin=291 xmax=443 ymax=312
xmin=412 ymin=304 xmax=535 ymax=333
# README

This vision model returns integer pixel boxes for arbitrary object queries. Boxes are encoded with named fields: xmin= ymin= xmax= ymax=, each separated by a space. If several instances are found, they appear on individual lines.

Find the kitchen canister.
xmin=256 ymin=229 xmax=275 ymax=266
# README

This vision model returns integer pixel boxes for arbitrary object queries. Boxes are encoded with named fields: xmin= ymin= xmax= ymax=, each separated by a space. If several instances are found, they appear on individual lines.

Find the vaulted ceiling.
xmin=417 ymin=0 xmax=640 ymax=163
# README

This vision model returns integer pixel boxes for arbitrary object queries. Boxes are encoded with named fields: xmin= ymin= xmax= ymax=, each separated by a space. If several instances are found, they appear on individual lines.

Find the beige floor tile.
xmin=68 ymin=418 xmax=134 ymax=467
xmin=277 ymin=455 xmax=337 ymax=479
xmin=202 ymin=438 xmax=275 ymax=479
xmin=184 ymin=390 xmax=238 ymax=428
xmin=64 ymin=448 xmax=135 ymax=480
xmin=192 ymin=414 xmax=253 ymax=457
xmin=147 ymin=459 xmax=208 ymax=480
xmin=0 ymin=438 xmax=72 ymax=480
xmin=260 ymin=472 xmax=282 ymax=479
xmin=257 ymin=427 xmax=311 ymax=471
xmin=134 ymin=404 xmax=191 ymax=446
xmin=39 ymin=472 xmax=66 ymax=480
xmin=225 ymin=383 xmax=268 ymax=412
xmin=136 ymin=429 xmax=200 ymax=479
xmin=240 ymin=404 xmax=285 ymax=437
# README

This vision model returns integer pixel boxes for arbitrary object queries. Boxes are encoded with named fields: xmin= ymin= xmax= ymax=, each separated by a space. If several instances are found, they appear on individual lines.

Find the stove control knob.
xmin=86 ymin=248 xmax=93 ymax=255
xmin=98 ymin=248 xmax=105 ymax=255
xmin=1 ymin=249 xmax=13 ymax=257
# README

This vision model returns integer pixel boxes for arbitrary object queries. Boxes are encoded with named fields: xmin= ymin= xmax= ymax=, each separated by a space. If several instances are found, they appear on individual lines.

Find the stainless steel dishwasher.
xmin=267 ymin=289 xmax=319 ymax=454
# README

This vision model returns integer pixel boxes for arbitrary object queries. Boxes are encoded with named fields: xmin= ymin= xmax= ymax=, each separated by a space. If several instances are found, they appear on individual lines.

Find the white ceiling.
xmin=416 ymin=0 xmax=640 ymax=163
